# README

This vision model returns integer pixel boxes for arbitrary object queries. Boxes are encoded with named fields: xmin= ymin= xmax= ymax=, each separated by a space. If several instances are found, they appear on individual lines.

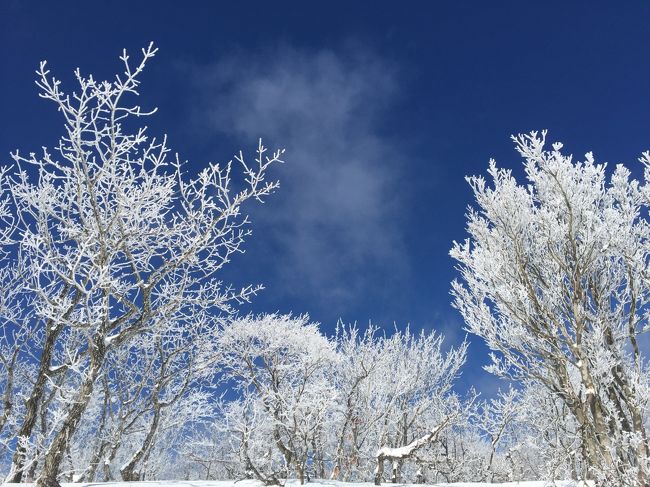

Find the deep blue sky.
xmin=2 ymin=1 xmax=650 ymax=396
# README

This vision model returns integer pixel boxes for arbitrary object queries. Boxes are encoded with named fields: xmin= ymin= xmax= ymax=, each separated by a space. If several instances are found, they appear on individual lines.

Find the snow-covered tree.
xmin=369 ymin=328 xmax=468 ymax=485
xmin=217 ymin=314 xmax=338 ymax=485
xmin=118 ymin=312 xmax=219 ymax=481
xmin=328 ymin=325 xmax=386 ymax=481
xmin=451 ymin=130 xmax=650 ymax=485
xmin=321 ymin=324 xmax=468 ymax=484
xmin=508 ymin=380 xmax=584 ymax=481
xmin=0 ymin=44 xmax=283 ymax=487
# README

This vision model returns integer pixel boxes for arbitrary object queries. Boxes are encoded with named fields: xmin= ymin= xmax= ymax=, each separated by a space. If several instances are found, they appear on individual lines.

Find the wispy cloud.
xmin=190 ymin=43 xmax=409 ymax=308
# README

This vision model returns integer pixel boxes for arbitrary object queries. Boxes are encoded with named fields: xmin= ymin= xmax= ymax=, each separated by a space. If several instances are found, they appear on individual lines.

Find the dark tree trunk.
xmin=35 ymin=336 xmax=105 ymax=487
xmin=120 ymin=405 xmax=161 ymax=481
xmin=9 ymin=325 xmax=63 ymax=483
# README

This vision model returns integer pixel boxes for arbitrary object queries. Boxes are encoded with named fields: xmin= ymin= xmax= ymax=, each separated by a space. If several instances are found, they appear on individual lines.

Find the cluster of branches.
xmin=157 ymin=315 xmax=604 ymax=486
xmin=3 ymin=43 xmax=650 ymax=487
xmin=452 ymin=131 xmax=650 ymax=486
xmin=0 ymin=304 xmax=580 ymax=487
xmin=210 ymin=315 xmax=469 ymax=486
xmin=0 ymin=44 xmax=283 ymax=487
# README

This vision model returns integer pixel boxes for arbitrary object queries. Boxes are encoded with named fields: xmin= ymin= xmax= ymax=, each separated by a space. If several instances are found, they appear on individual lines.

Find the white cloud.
xmin=190 ymin=43 xmax=409 ymax=307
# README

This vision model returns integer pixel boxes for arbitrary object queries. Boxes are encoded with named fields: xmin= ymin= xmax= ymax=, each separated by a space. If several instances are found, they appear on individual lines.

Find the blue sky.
xmin=2 ymin=1 xmax=650 ymax=396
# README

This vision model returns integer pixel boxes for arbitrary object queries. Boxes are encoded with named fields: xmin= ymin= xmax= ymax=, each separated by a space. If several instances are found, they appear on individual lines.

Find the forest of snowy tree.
xmin=2 ymin=45 xmax=650 ymax=487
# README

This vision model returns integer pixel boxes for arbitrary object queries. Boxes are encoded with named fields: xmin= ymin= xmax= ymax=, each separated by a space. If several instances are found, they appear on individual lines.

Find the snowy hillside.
xmin=2 ymin=480 xmax=590 ymax=487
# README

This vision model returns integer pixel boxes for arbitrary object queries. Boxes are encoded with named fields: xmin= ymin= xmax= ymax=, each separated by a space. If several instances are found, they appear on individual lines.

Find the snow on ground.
xmin=1 ymin=479 xmax=590 ymax=487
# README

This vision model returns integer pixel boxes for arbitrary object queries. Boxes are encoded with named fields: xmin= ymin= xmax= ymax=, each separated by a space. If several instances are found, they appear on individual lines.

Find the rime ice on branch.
xmin=451 ymin=131 xmax=650 ymax=486
xmin=0 ymin=43 xmax=283 ymax=487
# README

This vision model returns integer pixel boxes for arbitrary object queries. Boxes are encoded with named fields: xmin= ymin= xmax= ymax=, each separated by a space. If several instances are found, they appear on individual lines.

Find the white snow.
xmin=1 ymin=479 xmax=593 ymax=487
xmin=103 ymin=333 xmax=121 ymax=347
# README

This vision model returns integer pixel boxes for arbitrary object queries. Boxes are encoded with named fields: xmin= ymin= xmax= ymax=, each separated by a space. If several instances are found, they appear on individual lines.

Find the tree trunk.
xmin=374 ymin=454 xmax=385 ymax=486
xmin=311 ymin=435 xmax=325 ymax=479
xmin=79 ymin=439 xmax=109 ymax=483
xmin=35 ymin=336 xmax=105 ymax=487
xmin=8 ymin=325 xmax=63 ymax=482
xmin=391 ymin=460 xmax=399 ymax=483
xmin=296 ymin=463 xmax=305 ymax=485
xmin=120 ymin=403 xmax=161 ymax=481
xmin=78 ymin=376 xmax=111 ymax=482
xmin=374 ymin=417 xmax=453 ymax=485
xmin=0 ymin=348 xmax=18 ymax=436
